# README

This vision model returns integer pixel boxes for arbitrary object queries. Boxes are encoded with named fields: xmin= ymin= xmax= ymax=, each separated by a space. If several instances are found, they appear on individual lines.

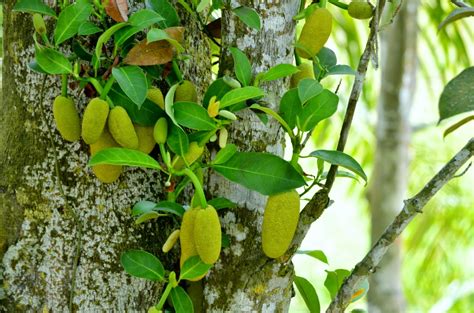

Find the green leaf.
xmin=327 ymin=65 xmax=356 ymax=76
xmin=35 ymin=47 xmax=73 ymax=74
xmin=443 ymin=115 xmax=474 ymax=138
xmin=147 ymin=28 xmax=184 ymax=52
xmin=167 ymin=123 xmax=189 ymax=156
xmin=220 ymin=87 xmax=264 ymax=109
xmin=324 ymin=269 xmax=350 ymax=300
xmin=229 ymin=47 xmax=252 ymax=87
xmin=121 ymin=250 xmax=165 ymax=281
xmin=88 ymin=147 xmax=162 ymax=170
xmin=112 ymin=66 xmax=148 ymax=107
xmin=196 ymin=0 xmax=210 ymax=12
xmin=212 ymin=152 xmax=306 ymax=195
xmin=296 ymin=250 xmax=329 ymax=264
xmin=170 ymin=286 xmax=194 ymax=313
xmin=179 ymin=255 xmax=212 ymax=281
xmin=438 ymin=7 xmax=474 ymax=31
xmin=297 ymin=89 xmax=338 ymax=131
xmin=439 ymin=67 xmax=474 ymax=121
xmin=233 ymin=6 xmax=261 ymax=31
xmin=258 ymin=64 xmax=300 ymax=83
xmin=212 ymin=144 xmax=238 ymax=165
xmin=54 ymin=0 xmax=93 ymax=45
xmin=132 ymin=200 xmax=185 ymax=217
xmin=132 ymin=200 xmax=158 ymax=216
xmin=297 ymin=79 xmax=323 ymax=104
xmin=135 ymin=211 xmax=160 ymax=224
xmin=208 ymin=197 xmax=238 ymax=210
xmin=165 ymin=84 xmax=180 ymax=126
xmin=308 ymin=150 xmax=367 ymax=182
xmin=316 ymin=47 xmax=337 ymax=68
xmin=174 ymin=102 xmax=217 ymax=130
xmin=279 ymin=88 xmax=302 ymax=129
xmin=78 ymin=22 xmax=102 ymax=35
xmin=147 ymin=0 xmax=180 ymax=28
xmin=294 ymin=276 xmax=320 ymax=313
xmin=28 ymin=60 xmax=48 ymax=74
xmin=94 ymin=22 xmax=128 ymax=70
xmin=13 ymin=0 xmax=56 ymax=16
xmin=114 ymin=9 xmax=164 ymax=46
xmin=250 ymin=104 xmax=294 ymax=138
xmin=203 ymin=78 xmax=233 ymax=107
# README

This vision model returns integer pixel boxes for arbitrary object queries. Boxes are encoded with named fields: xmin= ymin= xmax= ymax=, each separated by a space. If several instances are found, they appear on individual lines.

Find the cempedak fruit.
xmin=194 ymin=205 xmax=221 ymax=264
xmin=348 ymin=1 xmax=374 ymax=20
xmin=173 ymin=142 xmax=204 ymax=170
xmin=262 ymin=189 xmax=300 ymax=258
xmin=82 ymin=98 xmax=110 ymax=144
xmin=290 ymin=63 xmax=315 ymax=88
xmin=296 ymin=8 xmax=333 ymax=59
xmin=153 ymin=117 xmax=168 ymax=144
xmin=147 ymin=88 xmax=165 ymax=110
xmin=162 ymin=229 xmax=180 ymax=253
xmin=108 ymin=106 xmax=139 ymax=149
xmin=52 ymin=96 xmax=81 ymax=142
xmin=175 ymin=80 xmax=198 ymax=102
xmin=134 ymin=125 xmax=155 ymax=154
xmin=89 ymin=129 xmax=122 ymax=183
xmin=180 ymin=208 xmax=199 ymax=268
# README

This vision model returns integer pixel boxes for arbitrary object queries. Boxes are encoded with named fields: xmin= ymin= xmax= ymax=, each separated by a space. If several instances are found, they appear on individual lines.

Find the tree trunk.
xmin=367 ymin=1 xmax=419 ymax=312
xmin=1 ymin=0 xmax=299 ymax=312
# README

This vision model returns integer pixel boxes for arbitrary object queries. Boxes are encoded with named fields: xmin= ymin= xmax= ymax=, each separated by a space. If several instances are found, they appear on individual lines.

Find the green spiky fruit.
xmin=194 ymin=205 xmax=222 ymax=264
xmin=153 ymin=117 xmax=168 ymax=144
xmin=180 ymin=208 xmax=199 ymax=268
xmin=175 ymin=80 xmax=198 ymax=102
xmin=81 ymin=98 xmax=110 ymax=144
xmin=290 ymin=63 xmax=315 ymax=88
xmin=52 ymin=96 xmax=81 ymax=142
xmin=348 ymin=1 xmax=374 ymax=20
xmin=173 ymin=142 xmax=204 ymax=170
xmin=262 ymin=190 xmax=300 ymax=258
xmin=89 ymin=129 xmax=122 ymax=183
xmin=147 ymin=88 xmax=165 ymax=110
xmin=296 ymin=8 xmax=333 ymax=59
xmin=134 ymin=125 xmax=155 ymax=154
xmin=108 ymin=106 xmax=139 ymax=149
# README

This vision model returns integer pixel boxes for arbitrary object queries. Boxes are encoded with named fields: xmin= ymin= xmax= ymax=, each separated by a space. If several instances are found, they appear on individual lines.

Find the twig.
xmin=326 ymin=138 xmax=474 ymax=312
xmin=451 ymin=0 xmax=469 ymax=7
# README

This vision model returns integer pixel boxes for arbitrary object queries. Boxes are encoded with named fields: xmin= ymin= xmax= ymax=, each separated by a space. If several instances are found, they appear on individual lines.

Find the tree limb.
xmin=451 ymin=0 xmax=470 ymax=8
xmin=327 ymin=138 xmax=474 ymax=312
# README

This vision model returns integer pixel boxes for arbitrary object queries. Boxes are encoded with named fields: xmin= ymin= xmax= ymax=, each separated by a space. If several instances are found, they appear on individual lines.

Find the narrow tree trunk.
xmin=367 ymin=1 xmax=418 ymax=312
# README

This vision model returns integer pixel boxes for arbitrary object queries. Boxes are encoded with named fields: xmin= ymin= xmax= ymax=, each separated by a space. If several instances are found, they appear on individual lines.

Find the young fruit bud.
xmin=134 ymin=125 xmax=155 ymax=154
xmin=108 ymin=106 xmax=139 ymax=149
xmin=209 ymin=134 xmax=218 ymax=142
xmin=207 ymin=96 xmax=220 ymax=118
xmin=173 ymin=142 xmax=205 ymax=171
xmin=194 ymin=205 xmax=222 ymax=264
xmin=89 ymin=129 xmax=122 ymax=183
xmin=153 ymin=117 xmax=168 ymax=144
xmin=169 ymin=271 xmax=178 ymax=288
xmin=52 ymin=96 xmax=81 ymax=142
xmin=147 ymin=88 xmax=165 ymax=110
xmin=33 ymin=14 xmax=47 ymax=35
xmin=82 ymin=98 xmax=110 ymax=144
xmin=223 ymin=75 xmax=241 ymax=89
xmin=262 ymin=190 xmax=300 ymax=258
xmin=290 ymin=63 xmax=315 ymax=88
xmin=218 ymin=128 xmax=228 ymax=149
xmin=180 ymin=208 xmax=198 ymax=268
xmin=218 ymin=110 xmax=237 ymax=121
xmin=175 ymin=80 xmax=198 ymax=102
xmin=348 ymin=1 xmax=374 ymax=20
xmin=162 ymin=229 xmax=180 ymax=253
xmin=296 ymin=8 xmax=333 ymax=59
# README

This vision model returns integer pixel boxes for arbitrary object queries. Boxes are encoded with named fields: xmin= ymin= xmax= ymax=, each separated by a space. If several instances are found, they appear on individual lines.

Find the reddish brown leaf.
xmin=124 ymin=39 xmax=174 ymax=66
xmin=103 ymin=0 xmax=128 ymax=22
xmin=165 ymin=27 xmax=185 ymax=43
xmin=206 ymin=18 xmax=221 ymax=39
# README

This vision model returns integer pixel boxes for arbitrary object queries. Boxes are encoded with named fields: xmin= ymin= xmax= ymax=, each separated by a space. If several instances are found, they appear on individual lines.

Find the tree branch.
xmin=327 ymin=138 xmax=474 ymax=312
xmin=451 ymin=0 xmax=470 ymax=8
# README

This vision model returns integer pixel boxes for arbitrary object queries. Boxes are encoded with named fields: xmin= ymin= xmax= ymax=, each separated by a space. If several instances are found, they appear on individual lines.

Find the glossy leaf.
xmin=179 ymin=255 xmax=212 ymax=281
xmin=298 ymin=79 xmax=323 ymax=104
xmin=115 ymin=9 xmax=164 ymax=46
xmin=203 ymin=78 xmax=233 ymax=107
xmin=54 ymin=0 xmax=93 ymax=45
xmin=132 ymin=200 xmax=185 ymax=217
xmin=95 ymin=22 xmax=127 ymax=69
xmin=13 ymin=0 xmax=56 ymax=16
xmin=212 ymin=152 xmax=306 ymax=195
xmin=212 ymin=144 xmax=238 ymax=165
xmin=78 ymin=22 xmax=102 ymax=35
xmin=170 ymin=286 xmax=194 ymax=313
xmin=443 ymin=115 xmax=474 ymax=138
xmin=229 ymin=47 xmax=252 ymax=87
xmin=147 ymin=28 xmax=184 ymax=52
xmin=325 ymin=269 xmax=350 ymax=300
xmin=296 ymin=250 xmax=329 ymax=264
xmin=147 ymin=0 xmax=180 ymax=27
xmin=258 ymin=64 xmax=300 ymax=83
xmin=208 ymin=197 xmax=238 ymax=210
xmin=309 ymin=150 xmax=367 ymax=182
xmin=167 ymin=124 xmax=189 ymax=156
xmin=233 ymin=6 xmax=261 ymax=31
xmin=327 ymin=65 xmax=356 ymax=76
xmin=135 ymin=211 xmax=160 ymax=224
xmin=316 ymin=47 xmax=337 ymax=68
xmin=297 ymin=89 xmax=338 ymax=131
xmin=124 ymin=39 xmax=174 ymax=66
xmin=103 ymin=0 xmax=128 ymax=22
xmin=35 ymin=47 xmax=73 ymax=74
xmin=88 ymin=147 xmax=162 ymax=170
xmin=121 ymin=250 xmax=165 ymax=281
xmin=438 ymin=7 xmax=474 ymax=30
xmin=220 ymin=87 xmax=264 ymax=109
xmin=294 ymin=276 xmax=320 ymax=313
xmin=174 ymin=102 xmax=217 ymax=130
xmin=439 ymin=67 xmax=474 ymax=121
xmin=279 ymin=88 xmax=302 ymax=129
xmin=112 ymin=66 xmax=148 ymax=107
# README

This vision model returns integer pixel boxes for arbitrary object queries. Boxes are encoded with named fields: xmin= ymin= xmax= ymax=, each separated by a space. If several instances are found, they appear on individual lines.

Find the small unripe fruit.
xmin=82 ymin=98 xmax=110 ymax=144
xmin=218 ymin=110 xmax=237 ymax=121
xmin=194 ymin=205 xmax=221 ymax=264
xmin=153 ymin=117 xmax=168 ymax=144
xmin=223 ymin=76 xmax=241 ymax=89
xmin=134 ymin=125 xmax=155 ymax=154
xmin=108 ymin=106 xmax=139 ymax=149
xmin=90 ymin=129 xmax=122 ymax=183
xmin=180 ymin=209 xmax=199 ymax=268
xmin=207 ymin=96 xmax=220 ymax=118
xmin=296 ymin=8 xmax=333 ymax=59
xmin=173 ymin=142 xmax=204 ymax=170
xmin=147 ymin=88 xmax=165 ymax=110
xmin=218 ymin=128 xmax=228 ymax=149
xmin=33 ymin=14 xmax=46 ymax=35
xmin=290 ymin=63 xmax=315 ymax=88
xmin=162 ymin=229 xmax=180 ymax=253
xmin=52 ymin=96 xmax=81 ymax=142
xmin=175 ymin=80 xmax=198 ymax=102
xmin=262 ymin=190 xmax=300 ymax=258
xmin=348 ymin=1 xmax=374 ymax=20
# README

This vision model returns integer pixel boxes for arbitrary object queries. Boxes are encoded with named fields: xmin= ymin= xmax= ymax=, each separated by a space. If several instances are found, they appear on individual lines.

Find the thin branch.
xmin=451 ymin=0 xmax=470 ymax=8
xmin=327 ymin=138 xmax=474 ymax=312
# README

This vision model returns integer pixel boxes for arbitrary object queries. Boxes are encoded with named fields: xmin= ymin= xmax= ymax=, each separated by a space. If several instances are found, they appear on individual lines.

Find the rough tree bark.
xmin=1 ymin=0 xmax=300 ymax=312
xmin=367 ymin=1 xmax=418 ymax=312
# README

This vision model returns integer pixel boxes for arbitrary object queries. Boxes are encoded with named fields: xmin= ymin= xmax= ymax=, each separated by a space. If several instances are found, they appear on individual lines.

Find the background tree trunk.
xmin=367 ymin=1 xmax=419 ymax=312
